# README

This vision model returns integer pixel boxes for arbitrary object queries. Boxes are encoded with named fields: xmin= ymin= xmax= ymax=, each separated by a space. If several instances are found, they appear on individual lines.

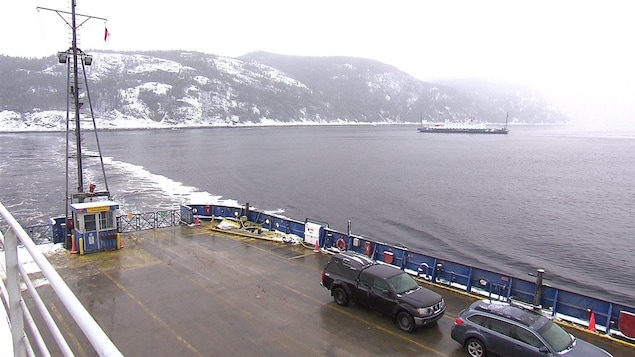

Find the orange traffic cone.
xmin=195 ymin=216 xmax=200 ymax=226
xmin=70 ymin=234 xmax=78 ymax=254
xmin=588 ymin=311 xmax=597 ymax=332
xmin=313 ymin=240 xmax=320 ymax=253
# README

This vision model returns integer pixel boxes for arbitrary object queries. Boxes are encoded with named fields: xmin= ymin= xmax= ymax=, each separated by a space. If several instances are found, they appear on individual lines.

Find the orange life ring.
xmin=336 ymin=238 xmax=347 ymax=251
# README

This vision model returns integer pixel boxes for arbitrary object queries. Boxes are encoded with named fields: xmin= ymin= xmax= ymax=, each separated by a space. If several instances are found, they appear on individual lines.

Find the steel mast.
xmin=37 ymin=1 xmax=110 ymax=228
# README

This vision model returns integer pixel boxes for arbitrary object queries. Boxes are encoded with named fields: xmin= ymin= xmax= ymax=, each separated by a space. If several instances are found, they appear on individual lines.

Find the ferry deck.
xmin=35 ymin=224 xmax=635 ymax=356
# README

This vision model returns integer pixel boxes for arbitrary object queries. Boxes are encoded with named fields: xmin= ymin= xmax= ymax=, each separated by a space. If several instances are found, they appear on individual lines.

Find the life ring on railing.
xmin=336 ymin=238 xmax=347 ymax=251
xmin=204 ymin=205 xmax=211 ymax=216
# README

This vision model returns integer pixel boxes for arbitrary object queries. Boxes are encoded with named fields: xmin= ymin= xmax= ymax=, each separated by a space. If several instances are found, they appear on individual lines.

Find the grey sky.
xmin=2 ymin=0 xmax=633 ymax=126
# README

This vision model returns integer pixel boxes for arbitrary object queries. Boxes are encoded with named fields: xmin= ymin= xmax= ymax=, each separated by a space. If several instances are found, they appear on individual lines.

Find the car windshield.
xmin=537 ymin=319 xmax=573 ymax=352
xmin=387 ymin=272 xmax=420 ymax=294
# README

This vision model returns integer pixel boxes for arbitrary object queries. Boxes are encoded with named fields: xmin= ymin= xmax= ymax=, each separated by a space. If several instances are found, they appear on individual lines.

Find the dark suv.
xmin=451 ymin=300 xmax=613 ymax=357
xmin=321 ymin=251 xmax=445 ymax=332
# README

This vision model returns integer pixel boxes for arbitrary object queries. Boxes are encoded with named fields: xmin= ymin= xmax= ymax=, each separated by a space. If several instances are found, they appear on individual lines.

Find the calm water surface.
xmin=1 ymin=125 xmax=634 ymax=306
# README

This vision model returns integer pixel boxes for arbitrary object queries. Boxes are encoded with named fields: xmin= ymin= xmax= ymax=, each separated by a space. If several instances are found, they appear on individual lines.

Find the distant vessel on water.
xmin=418 ymin=114 xmax=509 ymax=134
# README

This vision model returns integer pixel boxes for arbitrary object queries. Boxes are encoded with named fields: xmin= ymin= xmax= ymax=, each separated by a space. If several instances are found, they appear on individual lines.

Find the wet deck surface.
xmin=39 ymin=224 xmax=635 ymax=356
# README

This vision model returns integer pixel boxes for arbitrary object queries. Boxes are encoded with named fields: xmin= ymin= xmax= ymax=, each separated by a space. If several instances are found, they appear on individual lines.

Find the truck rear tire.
xmin=332 ymin=287 xmax=349 ymax=306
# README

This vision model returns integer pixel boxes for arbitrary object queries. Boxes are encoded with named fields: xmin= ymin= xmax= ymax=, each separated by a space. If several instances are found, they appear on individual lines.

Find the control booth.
xmin=69 ymin=200 xmax=120 ymax=254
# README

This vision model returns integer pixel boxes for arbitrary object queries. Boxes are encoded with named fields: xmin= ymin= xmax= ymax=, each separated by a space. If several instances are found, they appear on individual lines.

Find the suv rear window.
xmin=467 ymin=314 xmax=487 ymax=326
xmin=489 ymin=319 xmax=513 ymax=336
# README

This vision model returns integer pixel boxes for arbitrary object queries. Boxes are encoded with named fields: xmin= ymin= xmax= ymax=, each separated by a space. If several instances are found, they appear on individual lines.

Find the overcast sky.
xmin=2 ymin=0 xmax=634 ymax=126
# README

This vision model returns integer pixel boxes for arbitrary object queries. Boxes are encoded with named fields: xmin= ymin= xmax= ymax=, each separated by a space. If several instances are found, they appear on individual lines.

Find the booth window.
xmin=99 ymin=211 xmax=115 ymax=230
xmin=85 ymin=214 xmax=97 ymax=231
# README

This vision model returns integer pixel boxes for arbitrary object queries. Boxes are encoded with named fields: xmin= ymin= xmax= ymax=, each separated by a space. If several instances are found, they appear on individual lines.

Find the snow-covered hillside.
xmin=0 ymin=51 xmax=568 ymax=132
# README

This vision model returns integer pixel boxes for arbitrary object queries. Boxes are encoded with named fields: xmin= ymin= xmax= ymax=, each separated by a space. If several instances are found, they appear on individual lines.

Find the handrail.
xmin=0 ymin=202 xmax=123 ymax=357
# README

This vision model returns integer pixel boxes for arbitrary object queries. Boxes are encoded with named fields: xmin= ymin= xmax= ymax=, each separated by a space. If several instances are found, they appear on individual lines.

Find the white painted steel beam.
xmin=1 ymin=202 xmax=123 ymax=357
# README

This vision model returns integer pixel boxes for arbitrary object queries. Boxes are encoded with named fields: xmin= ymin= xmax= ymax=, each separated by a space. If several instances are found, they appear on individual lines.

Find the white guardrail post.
xmin=4 ymin=224 xmax=24 ymax=356
xmin=1 ymin=202 xmax=123 ymax=357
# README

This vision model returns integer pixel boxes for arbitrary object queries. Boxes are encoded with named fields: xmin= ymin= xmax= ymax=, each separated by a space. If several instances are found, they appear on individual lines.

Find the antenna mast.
xmin=37 ymin=1 xmax=110 ymax=215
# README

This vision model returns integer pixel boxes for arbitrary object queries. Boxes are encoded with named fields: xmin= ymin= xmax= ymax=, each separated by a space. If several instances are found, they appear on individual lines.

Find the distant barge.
xmin=418 ymin=124 xmax=509 ymax=134
xmin=418 ymin=114 xmax=509 ymax=134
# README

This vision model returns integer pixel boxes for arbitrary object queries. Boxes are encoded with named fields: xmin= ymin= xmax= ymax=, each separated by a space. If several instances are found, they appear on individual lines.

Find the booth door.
xmin=83 ymin=213 xmax=100 ymax=252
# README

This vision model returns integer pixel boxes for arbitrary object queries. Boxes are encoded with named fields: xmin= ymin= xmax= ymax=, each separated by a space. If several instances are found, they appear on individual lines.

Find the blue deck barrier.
xmin=25 ymin=203 xmax=635 ymax=341
xmin=185 ymin=203 xmax=635 ymax=339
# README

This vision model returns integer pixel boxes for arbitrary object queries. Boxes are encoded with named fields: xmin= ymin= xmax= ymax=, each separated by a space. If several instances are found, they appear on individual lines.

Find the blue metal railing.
xmin=117 ymin=209 xmax=182 ymax=232
xmin=20 ymin=202 xmax=635 ymax=342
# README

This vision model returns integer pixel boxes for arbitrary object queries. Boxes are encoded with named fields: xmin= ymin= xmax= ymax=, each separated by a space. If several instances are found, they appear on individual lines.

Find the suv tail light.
xmin=454 ymin=317 xmax=464 ymax=326
xmin=321 ymin=271 xmax=326 ymax=281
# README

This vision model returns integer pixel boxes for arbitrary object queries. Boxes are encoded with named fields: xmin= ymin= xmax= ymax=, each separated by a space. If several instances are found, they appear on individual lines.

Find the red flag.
xmin=104 ymin=27 xmax=110 ymax=42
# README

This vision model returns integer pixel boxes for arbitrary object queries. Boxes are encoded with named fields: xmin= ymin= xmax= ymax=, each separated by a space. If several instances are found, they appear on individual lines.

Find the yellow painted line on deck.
xmin=201 ymin=229 xmax=452 ymax=355
xmin=49 ymin=303 xmax=89 ymax=357
xmin=322 ymin=301 xmax=449 ymax=356
xmin=103 ymin=271 xmax=202 ymax=357
xmin=220 ymin=241 xmax=450 ymax=356
xmin=157 ymin=245 xmax=317 ymax=356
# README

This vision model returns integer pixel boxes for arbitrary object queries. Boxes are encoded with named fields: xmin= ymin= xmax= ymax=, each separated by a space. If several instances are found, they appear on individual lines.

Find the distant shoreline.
xmin=0 ymin=121 xmax=562 ymax=134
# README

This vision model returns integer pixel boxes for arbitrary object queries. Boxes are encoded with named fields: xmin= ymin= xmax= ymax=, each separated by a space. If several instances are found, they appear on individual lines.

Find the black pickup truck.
xmin=321 ymin=251 xmax=446 ymax=332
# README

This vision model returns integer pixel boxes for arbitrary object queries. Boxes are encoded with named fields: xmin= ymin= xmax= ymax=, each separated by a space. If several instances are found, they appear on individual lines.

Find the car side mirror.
xmin=381 ymin=289 xmax=393 ymax=298
xmin=538 ymin=346 xmax=549 ymax=354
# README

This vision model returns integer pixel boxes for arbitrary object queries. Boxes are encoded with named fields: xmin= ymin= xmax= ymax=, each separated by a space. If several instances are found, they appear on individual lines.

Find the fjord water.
xmin=1 ymin=125 xmax=634 ymax=306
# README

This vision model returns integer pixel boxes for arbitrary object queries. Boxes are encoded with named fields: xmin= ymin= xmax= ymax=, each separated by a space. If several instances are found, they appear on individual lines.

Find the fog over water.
xmin=3 ymin=1 xmax=635 ymax=126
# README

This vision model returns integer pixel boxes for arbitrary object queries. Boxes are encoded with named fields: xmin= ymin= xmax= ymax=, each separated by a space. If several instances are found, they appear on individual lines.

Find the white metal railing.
xmin=0 ymin=202 xmax=123 ymax=357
